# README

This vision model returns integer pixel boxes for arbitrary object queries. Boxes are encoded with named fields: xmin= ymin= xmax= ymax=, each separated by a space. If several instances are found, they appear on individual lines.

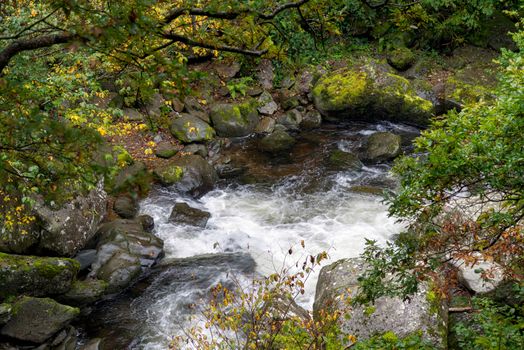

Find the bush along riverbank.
xmin=1 ymin=12 xmax=523 ymax=348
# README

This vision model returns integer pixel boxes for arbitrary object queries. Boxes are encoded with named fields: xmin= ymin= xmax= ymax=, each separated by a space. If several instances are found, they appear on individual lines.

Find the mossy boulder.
xmin=170 ymin=113 xmax=215 ymax=143
xmin=327 ymin=150 xmax=363 ymax=171
xmin=58 ymin=279 xmax=108 ymax=306
xmin=155 ymin=141 xmax=178 ymax=159
xmin=312 ymin=66 xmax=433 ymax=126
xmin=210 ymin=101 xmax=259 ymax=137
xmin=0 ymin=253 xmax=79 ymax=298
xmin=314 ymin=258 xmax=448 ymax=348
xmin=258 ymin=130 xmax=296 ymax=154
xmin=387 ymin=47 xmax=416 ymax=71
xmin=154 ymin=155 xmax=218 ymax=197
xmin=362 ymin=132 xmax=402 ymax=163
xmin=1 ymin=296 xmax=79 ymax=343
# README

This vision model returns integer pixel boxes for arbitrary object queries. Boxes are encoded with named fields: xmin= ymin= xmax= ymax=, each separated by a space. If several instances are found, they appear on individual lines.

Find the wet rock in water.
xmin=255 ymin=117 xmax=276 ymax=134
xmin=74 ymin=249 xmax=97 ymax=271
xmin=0 ymin=253 xmax=79 ymax=298
xmin=312 ymin=65 xmax=433 ymax=126
xmin=210 ymin=101 xmax=259 ymax=137
xmin=169 ymin=202 xmax=211 ymax=228
xmin=182 ymin=143 xmax=208 ymax=157
xmin=155 ymin=141 xmax=178 ymax=159
xmin=0 ymin=304 xmax=11 ymax=326
xmin=113 ymin=195 xmax=138 ymax=219
xmin=387 ymin=47 xmax=416 ymax=71
xmin=327 ymin=150 xmax=363 ymax=171
xmin=1 ymin=181 xmax=107 ymax=256
xmin=277 ymin=109 xmax=303 ymax=131
xmin=362 ymin=132 xmax=401 ymax=162
xmin=183 ymin=96 xmax=210 ymax=123
xmin=453 ymin=256 xmax=504 ymax=294
xmin=314 ymin=258 xmax=447 ymax=348
xmin=170 ymin=113 xmax=215 ymax=143
xmin=300 ymin=110 xmax=322 ymax=129
xmin=58 ymin=278 xmax=108 ymax=306
xmin=0 ymin=297 xmax=79 ymax=344
xmin=259 ymin=130 xmax=296 ymax=154
xmin=137 ymin=214 xmax=155 ymax=233
xmin=257 ymin=91 xmax=279 ymax=115
xmin=79 ymin=338 xmax=104 ymax=350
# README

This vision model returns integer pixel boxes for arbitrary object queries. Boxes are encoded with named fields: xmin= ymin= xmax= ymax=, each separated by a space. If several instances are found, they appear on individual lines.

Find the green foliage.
xmin=452 ymin=292 xmax=524 ymax=350
xmin=227 ymin=77 xmax=253 ymax=99
xmin=353 ymin=330 xmax=437 ymax=350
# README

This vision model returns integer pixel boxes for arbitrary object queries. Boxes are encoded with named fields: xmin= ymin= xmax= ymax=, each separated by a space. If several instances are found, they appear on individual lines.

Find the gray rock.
xmin=169 ymin=203 xmax=211 ymax=228
xmin=0 ymin=253 xmax=79 ymax=298
xmin=155 ymin=141 xmax=178 ymax=159
xmin=74 ymin=249 xmax=97 ymax=271
xmin=300 ymin=110 xmax=322 ymax=129
xmin=210 ymin=102 xmax=259 ymax=137
xmin=362 ymin=132 xmax=402 ymax=162
xmin=94 ymin=251 xmax=141 ymax=294
xmin=144 ymin=93 xmax=166 ymax=118
xmin=259 ymin=130 xmax=296 ymax=154
xmin=277 ymin=109 xmax=303 ymax=131
xmin=314 ymin=258 xmax=447 ymax=348
xmin=171 ymin=97 xmax=185 ymax=113
xmin=296 ymin=69 xmax=314 ymax=94
xmin=0 ymin=303 xmax=11 ymax=326
xmin=52 ymin=326 xmax=77 ymax=350
xmin=257 ymin=91 xmax=278 ymax=115
xmin=327 ymin=150 xmax=363 ymax=171
xmin=170 ymin=113 xmax=215 ymax=143
xmin=1 ymin=297 xmax=79 ymax=343
xmin=122 ymin=108 xmax=144 ymax=122
xmin=257 ymin=59 xmax=274 ymax=90
xmin=58 ymin=279 xmax=108 ymax=306
xmin=281 ymin=96 xmax=300 ymax=110
xmin=182 ymin=144 xmax=208 ymax=157
xmin=214 ymin=61 xmax=241 ymax=80
xmin=184 ymin=96 xmax=210 ymax=123
xmin=154 ymin=155 xmax=218 ymax=197
xmin=80 ymin=338 xmax=104 ymax=350
xmin=255 ymin=117 xmax=276 ymax=134
xmin=137 ymin=214 xmax=155 ymax=233
xmin=453 ymin=257 xmax=504 ymax=294
xmin=113 ymin=195 xmax=138 ymax=219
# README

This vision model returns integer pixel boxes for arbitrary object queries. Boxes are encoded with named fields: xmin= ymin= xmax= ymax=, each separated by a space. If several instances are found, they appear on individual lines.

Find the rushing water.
xmin=78 ymin=122 xmax=417 ymax=349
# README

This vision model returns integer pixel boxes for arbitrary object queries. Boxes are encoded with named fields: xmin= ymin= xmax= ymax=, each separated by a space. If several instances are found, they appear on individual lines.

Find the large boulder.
xmin=169 ymin=203 xmax=211 ymax=228
xmin=154 ymin=155 xmax=218 ymax=197
xmin=314 ymin=258 xmax=448 ymax=348
xmin=170 ymin=113 xmax=215 ymax=143
xmin=0 ymin=182 xmax=107 ymax=256
xmin=58 ymin=279 xmax=108 ymax=306
xmin=313 ymin=65 xmax=433 ymax=126
xmin=0 ymin=297 xmax=79 ymax=344
xmin=387 ymin=47 xmax=416 ymax=71
xmin=0 ymin=253 xmax=79 ymax=298
xmin=258 ymin=130 xmax=296 ymax=154
xmin=452 ymin=256 xmax=504 ymax=294
xmin=361 ymin=132 xmax=402 ymax=162
xmin=210 ymin=101 xmax=259 ymax=137
xmin=327 ymin=150 xmax=363 ymax=171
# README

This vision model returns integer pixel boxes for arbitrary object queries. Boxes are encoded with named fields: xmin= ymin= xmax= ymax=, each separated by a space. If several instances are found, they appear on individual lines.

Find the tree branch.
xmin=162 ymin=32 xmax=267 ymax=56
xmin=0 ymin=32 xmax=75 ymax=74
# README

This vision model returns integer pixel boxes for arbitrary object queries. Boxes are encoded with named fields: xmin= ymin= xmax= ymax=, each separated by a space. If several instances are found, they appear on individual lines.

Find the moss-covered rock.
xmin=327 ymin=150 xmax=363 ymax=171
xmin=387 ymin=47 xmax=416 ymax=71
xmin=362 ymin=132 xmax=402 ymax=163
xmin=58 ymin=279 xmax=108 ymax=306
xmin=0 ymin=253 xmax=79 ymax=298
xmin=155 ymin=141 xmax=178 ymax=159
xmin=210 ymin=101 xmax=259 ymax=137
xmin=170 ymin=113 xmax=215 ymax=143
xmin=0 ymin=303 xmax=11 ymax=326
xmin=154 ymin=164 xmax=184 ymax=186
xmin=1 ymin=296 xmax=79 ymax=343
xmin=258 ymin=130 xmax=296 ymax=154
xmin=312 ymin=66 xmax=433 ymax=126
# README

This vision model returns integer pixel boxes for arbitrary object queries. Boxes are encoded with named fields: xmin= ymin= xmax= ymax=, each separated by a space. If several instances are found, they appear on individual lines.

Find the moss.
xmin=313 ymin=70 xmax=369 ymax=111
xmin=387 ymin=47 xmax=416 ymax=71
xmin=155 ymin=165 xmax=184 ymax=185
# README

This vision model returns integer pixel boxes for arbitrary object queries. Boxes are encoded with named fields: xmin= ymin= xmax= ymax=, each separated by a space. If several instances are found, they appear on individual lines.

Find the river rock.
xmin=182 ymin=144 xmax=208 ymax=157
xmin=277 ymin=109 xmax=303 ymax=131
xmin=137 ymin=214 xmax=155 ymax=233
xmin=169 ymin=203 xmax=211 ymax=228
xmin=58 ymin=279 xmax=108 ymax=306
xmin=362 ymin=132 xmax=401 ymax=162
xmin=122 ymin=108 xmax=144 ymax=122
xmin=257 ymin=59 xmax=274 ymax=90
xmin=327 ymin=150 xmax=363 ymax=171
xmin=111 ymin=161 xmax=150 ymax=194
xmin=0 ymin=304 xmax=11 ymax=326
xmin=170 ymin=113 xmax=215 ymax=143
xmin=155 ymin=141 xmax=178 ymax=159
xmin=0 ymin=253 xmax=79 ymax=298
xmin=74 ymin=249 xmax=97 ymax=271
xmin=314 ymin=258 xmax=447 ymax=348
xmin=52 ymin=325 xmax=77 ymax=350
xmin=257 ymin=91 xmax=278 ymax=115
xmin=210 ymin=101 xmax=259 ymax=137
xmin=154 ymin=155 xmax=218 ymax=197
xmin=387 ymin=47 xmax=416 ymax=71
xmin=300 ymin=110 xmax=322 ymax=129
xmin=453 ymin=256 xmax=504 ymax=294
xmin=184 ymin=96 xmax=210 ymax=123
xmin=93 ymin=251 xmax=141 ymax=294
xmin=113 ymin=195 xmax=138 ymax=219
xmin=144 ymin=93 xmax=165 ymax=118
xmin=281 ymin=96 xmax=300 ymax=110
xmin=313 ymin=65 xmax=433 ymax=126
xmin=255 ymin=117 xmax=276 ymax=134
xmin=0 ymin=297 xmax=79 ymax=344
xmin=80 ymin=338 xmax=104 ymax=350
xmin=258 ymin=130 xmax=296 ymax=154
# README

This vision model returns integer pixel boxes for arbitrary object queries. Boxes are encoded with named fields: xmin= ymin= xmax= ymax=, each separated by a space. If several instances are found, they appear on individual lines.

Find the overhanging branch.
xmin=162 ymin=32 xmax=267 ymax=56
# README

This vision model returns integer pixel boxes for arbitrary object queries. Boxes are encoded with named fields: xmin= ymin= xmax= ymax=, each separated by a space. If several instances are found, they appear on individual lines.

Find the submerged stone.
xmin=362 ymin=132 xmax=402 ymax=162
xmin=258 ymin=130 xmax=296 ymax=154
